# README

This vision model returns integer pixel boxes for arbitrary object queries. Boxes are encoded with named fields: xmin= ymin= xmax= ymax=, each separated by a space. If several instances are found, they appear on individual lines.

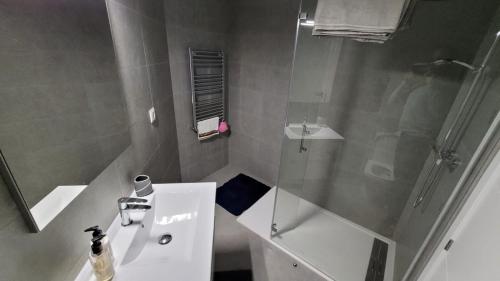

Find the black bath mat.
xmin=216 ymin=173 xmax=271 ymax=216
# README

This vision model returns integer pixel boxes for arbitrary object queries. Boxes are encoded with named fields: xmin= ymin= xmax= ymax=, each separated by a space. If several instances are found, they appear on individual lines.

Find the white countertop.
xmin=31 ymin=185 xmax=87 ymax=231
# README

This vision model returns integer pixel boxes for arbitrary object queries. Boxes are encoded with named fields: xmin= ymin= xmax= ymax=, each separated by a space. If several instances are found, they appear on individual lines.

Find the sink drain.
xmin=158 ymin=233 xmax=172 ymax=245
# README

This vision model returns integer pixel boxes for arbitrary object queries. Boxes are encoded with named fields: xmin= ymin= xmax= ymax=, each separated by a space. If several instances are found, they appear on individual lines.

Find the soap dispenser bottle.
xmin=84 ymin=225 xmax=114 ymax=263
xmin=89 ymin=234 xmax=114 ymax=281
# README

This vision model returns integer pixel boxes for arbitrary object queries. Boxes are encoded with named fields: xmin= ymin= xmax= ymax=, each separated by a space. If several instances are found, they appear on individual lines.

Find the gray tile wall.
xmin=320 ymin=0 xmax=498 ymax=238
xmin=277 ymin=0 xmax=499 ymax=239
xmin=0 ymin=0 xmax=180 ymax=280
xmin=163 ymin=0 xmax=231 ymax=182
xmin=227 ymin=0 xmax=299 ymax=185
xmin=106 ymin=0 xmax=180 ymax=184
xmin=163 ymin=0 xmax=298 ymax=184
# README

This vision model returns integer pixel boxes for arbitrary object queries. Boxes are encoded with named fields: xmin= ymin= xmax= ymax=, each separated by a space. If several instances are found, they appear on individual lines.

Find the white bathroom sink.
xmin=75 ymin=183 xmax=216 ymax=281
xmin=285 ymin=123 xmax=344 ymax=140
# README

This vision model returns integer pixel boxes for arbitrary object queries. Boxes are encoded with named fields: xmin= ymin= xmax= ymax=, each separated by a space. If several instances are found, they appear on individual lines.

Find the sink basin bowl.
xmin=75 ymin=183 xmax=216 ymax=281
xmin=285 ymin=123 xmax=344 ymax=140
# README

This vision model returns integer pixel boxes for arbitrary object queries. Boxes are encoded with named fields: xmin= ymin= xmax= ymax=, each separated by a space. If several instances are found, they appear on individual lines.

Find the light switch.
xmin=148 ymin=107 xmax=156 ymax=124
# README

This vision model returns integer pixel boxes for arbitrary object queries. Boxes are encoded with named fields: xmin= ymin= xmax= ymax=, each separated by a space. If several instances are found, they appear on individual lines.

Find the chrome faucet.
xmin=302 ymin=120 xmax=311 ymax=135
xmin=118 ymin=197 xmax=151 ymax=226
xmin=299 ymin=119 xmax=309 ymax=153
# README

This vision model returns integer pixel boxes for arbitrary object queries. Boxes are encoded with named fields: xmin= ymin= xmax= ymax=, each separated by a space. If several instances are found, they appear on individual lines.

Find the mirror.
xmin=0 ymin=0 xmax=130 ymax=232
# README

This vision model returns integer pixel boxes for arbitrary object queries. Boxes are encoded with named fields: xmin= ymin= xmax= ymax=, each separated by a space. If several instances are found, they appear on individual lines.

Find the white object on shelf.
xmin=363 ymin=132 xmax=399 ymax=181
xmin=284 ymin=123 xmax=344 ymax=140
xmin=148 ymin=107 xmax=156 ymax=124
xmin=197 ymin=117 xmax=219 ymax=140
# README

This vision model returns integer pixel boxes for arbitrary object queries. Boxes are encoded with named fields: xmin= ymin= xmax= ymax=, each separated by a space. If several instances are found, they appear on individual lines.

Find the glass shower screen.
xmin=271 ymin=0 xmax=500 ymax=280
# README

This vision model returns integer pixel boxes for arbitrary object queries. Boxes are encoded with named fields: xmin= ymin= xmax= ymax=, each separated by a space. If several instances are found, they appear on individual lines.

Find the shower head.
xmin=413 ymin=58 xmax=479 ymax=72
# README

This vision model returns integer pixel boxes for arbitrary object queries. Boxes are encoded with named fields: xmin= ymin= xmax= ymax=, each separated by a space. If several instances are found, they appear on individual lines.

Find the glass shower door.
xmin=393 ymin=30 xmax=500 ymax=281
xmin=272 ymin=1 xmax=345 ymax=233
xmin=271 ymin=0 xmax=500 ymax=280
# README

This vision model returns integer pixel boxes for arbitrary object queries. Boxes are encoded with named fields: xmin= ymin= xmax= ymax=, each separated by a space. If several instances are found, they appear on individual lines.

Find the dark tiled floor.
xmin=214 ymin=270 xmax=253 ymax=281
xmin=202 ymin=165 xmax=269 ymax=272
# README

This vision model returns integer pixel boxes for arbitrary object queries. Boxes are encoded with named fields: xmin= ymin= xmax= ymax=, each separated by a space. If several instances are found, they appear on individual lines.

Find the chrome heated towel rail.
xmin=189 ymin=49 xmax=225 ymax=132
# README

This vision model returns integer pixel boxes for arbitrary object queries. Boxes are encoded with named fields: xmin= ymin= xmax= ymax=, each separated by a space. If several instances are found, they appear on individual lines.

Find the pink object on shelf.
xmin=218 ymin=120 xmax=229 ymax=133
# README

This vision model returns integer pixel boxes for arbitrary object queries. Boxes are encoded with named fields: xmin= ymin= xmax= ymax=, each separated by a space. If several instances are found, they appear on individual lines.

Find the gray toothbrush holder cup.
xmin=134 ymin=175 xmax=153 ymax=197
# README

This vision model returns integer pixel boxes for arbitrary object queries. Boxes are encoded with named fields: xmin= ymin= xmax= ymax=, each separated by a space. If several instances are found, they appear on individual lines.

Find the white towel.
xmin=313 ymin=0 xmax=415 ymax=43
xmin=197 ymin=117 xmax=219 ymax=140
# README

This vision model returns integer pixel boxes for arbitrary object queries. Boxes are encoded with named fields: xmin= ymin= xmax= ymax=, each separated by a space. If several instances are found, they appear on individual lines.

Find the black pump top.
xmin=91 ymin=234 xmax=105 ymax=255
xmin=84 ymin=225 xmax=103 ymax=238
